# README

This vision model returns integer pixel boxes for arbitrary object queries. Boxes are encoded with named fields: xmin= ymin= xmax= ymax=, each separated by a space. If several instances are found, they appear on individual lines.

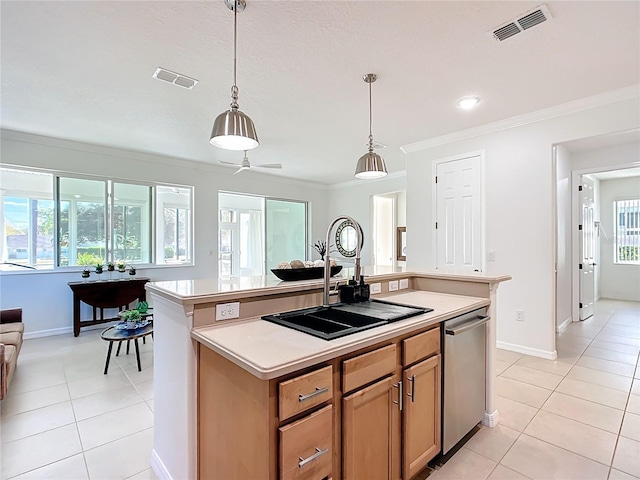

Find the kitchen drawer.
xmin=403 ymin=326 xmax=440 ymax=366
xmin=280 ymin=365 xmax=333 ymax=421
xmin=279 ymin=405 xmax=333 ymax=480
xmin=342 ymin=344 xmax=396 ymax=393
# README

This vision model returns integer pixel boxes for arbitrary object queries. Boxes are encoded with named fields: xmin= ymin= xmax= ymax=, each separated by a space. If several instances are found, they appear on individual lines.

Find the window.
xmin=156 ymin=186 xmax=192 ymax=265
xmin=1 ymin=169 xmax=55 ymax=270
xmin=615 ymin=199 xmax=640 ymax=264
xmin=218 ymin=192 xmax=307 ymax=277
xmin=0 ymin=166 xmax=193 ymax=270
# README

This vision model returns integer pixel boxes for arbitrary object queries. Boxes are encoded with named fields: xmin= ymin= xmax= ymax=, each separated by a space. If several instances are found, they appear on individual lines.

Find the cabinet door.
xmin=343 ymin=375 xmax=401 ymax=480
xmin=403 ymin=355 xmax=441 ymax=479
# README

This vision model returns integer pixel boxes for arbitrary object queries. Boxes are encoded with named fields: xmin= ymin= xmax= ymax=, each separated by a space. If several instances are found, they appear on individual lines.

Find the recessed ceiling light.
xmin=457 ymin=96 xmax=480 ymax=110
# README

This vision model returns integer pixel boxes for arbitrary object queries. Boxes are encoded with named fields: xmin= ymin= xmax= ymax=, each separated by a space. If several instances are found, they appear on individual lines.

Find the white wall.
xmin=599 ymin=176 xmax=640 ymax=301
xmin=327 ymin=173 xmax=407 ymax=266
xmin=0 ymin=131 xmax=330 ymax=336
xmin=406 ymin=97 xmax=639 ymax=358
xmin=555 ymin=145 xmax=572 ymax=328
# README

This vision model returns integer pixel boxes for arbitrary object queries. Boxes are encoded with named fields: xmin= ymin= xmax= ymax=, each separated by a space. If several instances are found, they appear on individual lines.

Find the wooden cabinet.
xmin=342 ymin=375 xmax=401 ymax=480
xmin=402 ymin=355 xmax=441 ymax=479
xmin=197 ymin=324 xmax=442 ymax=480
xmin=280 ymin=405 xmax=333 ymax=480
xmin=280 ymin=366 xmax=333 ymax=421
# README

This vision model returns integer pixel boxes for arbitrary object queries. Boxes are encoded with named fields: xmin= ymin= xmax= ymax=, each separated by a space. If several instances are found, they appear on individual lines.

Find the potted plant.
xmin=95 ymin=263 xmax=104 ymax=275
xmin=128 ymin=265 xmax=136 ymax=276
xmin=81 ymin=268 xmax=91 ymax=281
xmin=117 ymin=261 xmax=126 ymax=273
xmin=311 ymin=240 xmax=336 ymax=261
xmin=121 ymin=309 xmax=141 ymax=329
xmin=107 ymin=262 xmax=115 ymax=272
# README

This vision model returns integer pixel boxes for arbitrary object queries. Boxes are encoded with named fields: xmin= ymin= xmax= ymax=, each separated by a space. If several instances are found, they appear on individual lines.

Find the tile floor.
xmin=0 ymin=327 xmax=157 ymax=480
xmin=428 ymin=299 xmax=640 ymax=480
xmin=0 ymin=299 xmax=638 ymax=480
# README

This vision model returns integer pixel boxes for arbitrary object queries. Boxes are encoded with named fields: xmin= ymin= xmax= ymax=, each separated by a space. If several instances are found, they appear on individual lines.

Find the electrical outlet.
xmin=515 ymin=309 xmax=524 ymax=322
xmin=370 ymin=282 xmax=382 ymax=294
xmin=487 ymin=251 xmax=496 ymax=262
xmin=389 ymin=280 xmax=399 ymax=292
xmin=216 ymin=302 xmax=240 ymax=321
xmin=399 ymin=278 xmax=409 ymax=289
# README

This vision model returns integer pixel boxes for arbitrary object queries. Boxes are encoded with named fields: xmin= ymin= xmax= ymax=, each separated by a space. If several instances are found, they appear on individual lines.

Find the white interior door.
xmin=579 ymin=176 xmax=595 ymax=320
xmin=435 ymin=155 xmax=483 ymax=272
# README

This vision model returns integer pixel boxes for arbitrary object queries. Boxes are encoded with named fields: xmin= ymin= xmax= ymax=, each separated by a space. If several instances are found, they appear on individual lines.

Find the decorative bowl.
xmin=271 ymin=265 xmax=342 ymax=281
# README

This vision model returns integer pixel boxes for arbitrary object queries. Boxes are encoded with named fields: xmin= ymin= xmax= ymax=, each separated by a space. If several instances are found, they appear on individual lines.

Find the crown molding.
xmin=401 ymin=84 xmax=640 ymax=154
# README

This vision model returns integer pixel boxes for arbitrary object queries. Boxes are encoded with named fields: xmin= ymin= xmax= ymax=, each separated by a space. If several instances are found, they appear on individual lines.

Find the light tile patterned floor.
xmin=428 ymin=299 xmax=640 ymax=480
xmin=1 ymin=299 xmax=638 ymax=479
xmin=0 ymin=327 xmax=156 ymax=480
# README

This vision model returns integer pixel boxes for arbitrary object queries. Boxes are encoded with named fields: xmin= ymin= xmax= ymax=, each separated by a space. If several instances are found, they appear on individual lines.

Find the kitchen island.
xmin=146 ymin=270 xmax=510 ymax=480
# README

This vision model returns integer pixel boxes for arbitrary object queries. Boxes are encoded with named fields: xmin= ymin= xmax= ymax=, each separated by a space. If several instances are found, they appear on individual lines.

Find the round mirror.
xmin=335 ymin=220 xmax=363 ymax=257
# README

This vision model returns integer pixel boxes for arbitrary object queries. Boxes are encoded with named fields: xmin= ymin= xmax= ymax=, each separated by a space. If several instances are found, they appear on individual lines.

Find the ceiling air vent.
xmin=489 ymin=4 xmax=553 ymax=41
xmin=153 ymin=68 xmax=198 ymax=90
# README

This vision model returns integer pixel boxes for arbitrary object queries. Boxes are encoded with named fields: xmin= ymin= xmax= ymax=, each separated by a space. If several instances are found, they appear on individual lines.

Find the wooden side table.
xmin=100 ymin=323 xmax=154 ymax=374
xmin=68 ymin=278 xmax=149 ymax=336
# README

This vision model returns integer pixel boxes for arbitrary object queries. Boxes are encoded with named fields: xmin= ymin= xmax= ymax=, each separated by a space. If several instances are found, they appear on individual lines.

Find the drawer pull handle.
xmin=299 ymin=447 xmax=329 ymax=468
xmin=298 ymin=386 xmax=329 ymax=402
xmin=393 ymin=380 xmax=403 ymax=411
xmin=407 ymin=374 xmax=416 ymax=403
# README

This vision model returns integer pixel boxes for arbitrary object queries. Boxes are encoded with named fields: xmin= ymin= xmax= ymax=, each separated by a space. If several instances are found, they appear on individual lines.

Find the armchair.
xmin=1 ymin=308 xmax=24 ymax=400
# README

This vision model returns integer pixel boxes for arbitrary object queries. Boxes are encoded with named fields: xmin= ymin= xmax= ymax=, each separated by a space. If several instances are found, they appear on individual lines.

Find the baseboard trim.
xmin=497 ymin=341 xmax=557 ymax=360
xmin=151 ymin=449 xmax=171 ymax=480
xmin=23 ymin=326 xmax=72 ymax=340
xmin=23 ymin=322 xmax=117 ymax=340
xmin=482 ymin=410 xmax=499 ymax=427
xmin=556 ymin=316 xmax=572 ymax=333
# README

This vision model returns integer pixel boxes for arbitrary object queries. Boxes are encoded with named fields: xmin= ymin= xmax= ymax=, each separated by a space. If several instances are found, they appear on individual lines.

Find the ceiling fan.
xmin=219 ymin=151 xmax=282 ymax=175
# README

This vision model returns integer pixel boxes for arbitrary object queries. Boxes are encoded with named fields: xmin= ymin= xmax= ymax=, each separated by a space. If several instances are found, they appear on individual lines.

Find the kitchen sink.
xmin=262 ymin=299 xmax=433 ymax=340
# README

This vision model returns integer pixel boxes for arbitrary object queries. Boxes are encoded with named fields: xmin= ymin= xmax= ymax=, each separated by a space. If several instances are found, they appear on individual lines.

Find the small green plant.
xmin=121 ymin=310 xmax=141 ymax=322
xmin=77 ymin=252 xmax=103 ymax=266
xmin=107 ymin=262 xmax=115 ymax=271
xmin=117 ymin=261 xmax=126 ymax=271
xmin=95 ymin=263 xmax=104 ymax=274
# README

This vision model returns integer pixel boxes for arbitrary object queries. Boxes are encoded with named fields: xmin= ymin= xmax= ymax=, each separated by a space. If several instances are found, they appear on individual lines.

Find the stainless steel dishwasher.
xmin=442 ymin=308 xmax=489 ymax=455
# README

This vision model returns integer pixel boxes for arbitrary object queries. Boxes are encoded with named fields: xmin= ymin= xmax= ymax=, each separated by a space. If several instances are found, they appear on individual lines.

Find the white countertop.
xmin=191 ymin=290 xmax=489 ymax=380
xmin=147 ymin=268 xmax=510 ymax=306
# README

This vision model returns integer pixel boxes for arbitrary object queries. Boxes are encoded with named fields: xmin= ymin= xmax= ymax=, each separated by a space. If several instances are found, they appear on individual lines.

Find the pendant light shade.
xmin=355 ymin=151 xmax=387 ymax=179
xmin=355 ymin=73 xmax=387 ymax=179
xmin=210 ymin=108 xmax=259 ymax=150
xmin=209 ymin=0 xmax=259 ymax=151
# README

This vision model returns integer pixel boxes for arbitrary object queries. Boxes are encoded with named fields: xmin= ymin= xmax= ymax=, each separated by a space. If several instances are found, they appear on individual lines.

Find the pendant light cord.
xmin=368 ymin=80 xmax=374 ymax=152
xmin=230 ymin=1 xmax=239 ymax=110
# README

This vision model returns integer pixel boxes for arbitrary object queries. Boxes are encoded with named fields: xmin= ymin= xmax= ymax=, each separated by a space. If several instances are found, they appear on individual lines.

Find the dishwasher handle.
xmin=445 ymin=315 xmax=489 ymax=335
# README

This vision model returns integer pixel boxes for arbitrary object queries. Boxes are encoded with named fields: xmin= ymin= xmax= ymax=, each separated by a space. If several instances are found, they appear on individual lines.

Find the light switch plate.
xmin=370 ymin=283 xmax=382 ymax=294
xmin=388 ymin=280 xmax=399 ymax=292
xmin=216 ymin=302 xmax=240 ymax=321
xmin=399 ymin=278 xmax=409 ymax=289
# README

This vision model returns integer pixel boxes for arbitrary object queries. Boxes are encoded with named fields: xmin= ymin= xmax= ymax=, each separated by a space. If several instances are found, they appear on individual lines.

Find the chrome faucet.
xmin=323 ymin=215 xmax=362 ymax=306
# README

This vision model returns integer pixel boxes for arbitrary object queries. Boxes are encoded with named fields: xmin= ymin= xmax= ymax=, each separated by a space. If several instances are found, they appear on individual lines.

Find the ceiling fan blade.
xmin=233 ymin=166 xmax=250 ymax=175
xmin=219 ymin=160 xmax=242 ymax=166
xmin=255 ymin=163 xmax=283 ymax=169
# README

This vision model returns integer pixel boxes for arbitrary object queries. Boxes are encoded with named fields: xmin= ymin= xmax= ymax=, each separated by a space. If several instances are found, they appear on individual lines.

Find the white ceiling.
xmin=2 ymin=1 xmax=639 ymax=185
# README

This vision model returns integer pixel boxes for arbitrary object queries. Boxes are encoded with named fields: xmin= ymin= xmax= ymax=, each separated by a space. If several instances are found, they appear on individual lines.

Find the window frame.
xmin=0 ymin=165 xmax=194 ymax=272
xmin=614 ymin=197 xmax=640 ymax=265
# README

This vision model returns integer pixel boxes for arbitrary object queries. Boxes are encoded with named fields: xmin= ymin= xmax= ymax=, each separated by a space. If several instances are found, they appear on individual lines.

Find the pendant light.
xmin=210 ymin=0 xmax=259 ymax=151
xmin=355 ymin=73 xmax=387 ymax=179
